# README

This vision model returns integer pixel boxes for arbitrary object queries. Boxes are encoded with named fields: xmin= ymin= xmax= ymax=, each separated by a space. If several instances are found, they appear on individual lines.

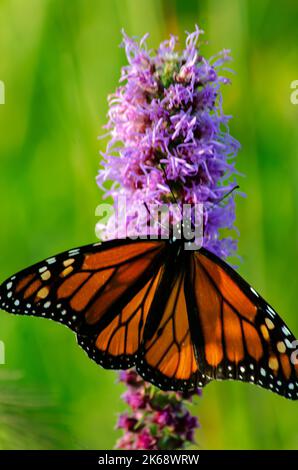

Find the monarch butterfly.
xmin=0 ymin=235 xmax=297 ymax=399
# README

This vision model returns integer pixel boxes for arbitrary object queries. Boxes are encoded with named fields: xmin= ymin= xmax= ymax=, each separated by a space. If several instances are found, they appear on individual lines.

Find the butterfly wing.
xmin=0 ymin=239 xmax=167 ymax=338
xmin=77 ymin=248 xmax=210 ymax=391
xmin=136 ymin=256 xmax=210 ymax=392
xmin=4 ymin=236 xmax=295 ymax=398
xmin=186 ymin=248 xmax=298 ymax=400
xmin=77 ymin=263 xmax=165 ymax=369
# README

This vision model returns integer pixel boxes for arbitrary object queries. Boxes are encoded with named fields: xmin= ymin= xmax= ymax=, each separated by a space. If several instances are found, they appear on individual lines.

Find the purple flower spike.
xmin=115 ymin=370 xmax=200 ymax=450
xmin=136 ymin=430 xmax=156 ymax=450
xmin=118 ymin=370 xmax=143 ymax=387
xmin=98 ymin=26 xmax=242 ymax=450
xmin=98 ymin=26 xmax=241 ymax=259
xmin=154 ymin=408 xmax=174 ymax=427
xmin=122 ymin=390 xmax=146 ymax=410
xmin=116 ymin=413 xmax=137 ymax=431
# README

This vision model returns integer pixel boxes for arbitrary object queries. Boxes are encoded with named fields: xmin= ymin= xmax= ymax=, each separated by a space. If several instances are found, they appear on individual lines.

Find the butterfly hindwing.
xmin=136 ymin=259 xmax=210 ymax=392
xmin=77 ymin=264 xmax=165 ymax=369
xmin=187 ymin=248 xmax=298 ymax=400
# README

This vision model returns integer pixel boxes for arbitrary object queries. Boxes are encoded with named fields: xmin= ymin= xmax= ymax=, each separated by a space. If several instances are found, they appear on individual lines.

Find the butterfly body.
xmin=1 ymin=237 xmax=298 ymax=399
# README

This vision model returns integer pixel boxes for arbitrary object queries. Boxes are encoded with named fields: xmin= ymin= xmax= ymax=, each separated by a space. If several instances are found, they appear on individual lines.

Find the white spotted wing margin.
xmin=1 ymin=237 xmax=298 ymax=400
xmin=0 ymin=239 xmax=167 ymax=336
xmin=185 ymin=248 xmax=298 ymax=400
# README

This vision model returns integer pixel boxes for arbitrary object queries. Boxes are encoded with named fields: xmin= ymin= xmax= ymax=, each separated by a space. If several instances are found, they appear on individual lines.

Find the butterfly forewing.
xmin=0 ymin=240 xmax=167 ymax=336
xmin=187 ymin=248 xmax=298 ymax=400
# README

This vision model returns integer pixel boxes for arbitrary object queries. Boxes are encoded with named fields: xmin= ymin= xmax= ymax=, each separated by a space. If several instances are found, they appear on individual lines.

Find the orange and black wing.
xmin=0 ymin=239 xmax=166 ymax=342
xmin=77 ymin=263 xmax=165 ymax=369
xmin=136 ymin=260 xmax=210 ymax=392
xmin=187 ymin=248 xmax=298 ymax=400
xmin=77 ymin=253 xmax=210 ymax=391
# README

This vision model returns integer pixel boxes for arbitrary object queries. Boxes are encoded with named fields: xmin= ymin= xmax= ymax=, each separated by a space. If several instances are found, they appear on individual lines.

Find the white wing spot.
xmin=68 ymin=249 xmax=80 ymax=256
xmin=250 ymin=287 xmax=259 ymax=297
xmin=46 ymin=257 xmax=56 ymax=265
xmin=285 ymin=339 xmax=294 ymax=349
xmin=6 ymin=282 xmax=12 ymax=290
xmin=260 ymin=368 xmax=266 ymax=377
xmin=282 ymin=326 xmax=291 ymax=336
xmin=266 ymin=306 xmax=275 ymax=318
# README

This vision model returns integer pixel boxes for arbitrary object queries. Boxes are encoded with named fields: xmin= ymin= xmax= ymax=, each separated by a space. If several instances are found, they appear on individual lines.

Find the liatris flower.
xmin=116 ymin=370 xmax=200 ymax=450
xmin=98 ymin=26 xmax=241 ymax=450
xmin=97 ymin=26 xmax=240 ymax=259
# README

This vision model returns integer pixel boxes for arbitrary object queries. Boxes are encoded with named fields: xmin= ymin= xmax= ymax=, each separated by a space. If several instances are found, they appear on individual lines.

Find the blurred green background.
xmin=0 ymin=0 xmax=298 ymax=450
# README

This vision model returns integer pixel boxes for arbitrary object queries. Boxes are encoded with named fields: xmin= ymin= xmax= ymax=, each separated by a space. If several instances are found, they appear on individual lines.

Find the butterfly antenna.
xmin=144 ymin=202 xmax=151 ymax=218
xmin=215 ymin=185 xmax=239 ymax=205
